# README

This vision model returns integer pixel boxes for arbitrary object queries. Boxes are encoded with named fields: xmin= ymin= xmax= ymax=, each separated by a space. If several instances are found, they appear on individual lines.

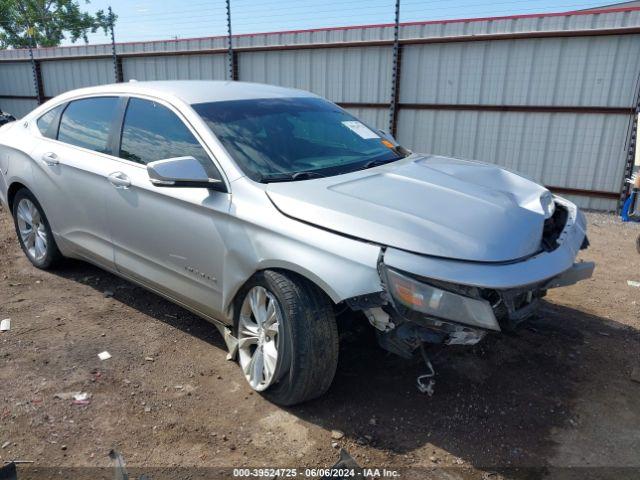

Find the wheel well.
xmin=231 ymin=268 xmax=337 ymax=314
xmin=7 ymin=182 xmax=27 ymax=212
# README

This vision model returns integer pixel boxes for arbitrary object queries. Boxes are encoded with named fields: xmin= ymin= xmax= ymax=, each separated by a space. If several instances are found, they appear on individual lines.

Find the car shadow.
xmin=289 ymin=302 xmax=640 ymax=476
xmin=48 ymin=259 xmax=639 ymax=476
xmin=50 ymin=259 xmax=228 ymax=351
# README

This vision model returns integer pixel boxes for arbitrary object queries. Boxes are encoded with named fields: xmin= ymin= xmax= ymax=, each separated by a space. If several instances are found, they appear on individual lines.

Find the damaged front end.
xmin=352 ymin=270 xmax=496 ymax=362
xmin=355 ymin=197 xmax=595 ymax=361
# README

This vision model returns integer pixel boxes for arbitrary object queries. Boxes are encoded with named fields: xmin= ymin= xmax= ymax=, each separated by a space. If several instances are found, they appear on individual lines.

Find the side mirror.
xmin=147 ymin=156 xmax=225 ymax=190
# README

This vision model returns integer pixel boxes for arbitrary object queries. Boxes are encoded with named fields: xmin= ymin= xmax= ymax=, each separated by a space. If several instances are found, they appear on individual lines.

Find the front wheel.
xmin=234 ymin=270 xmax=339 ymax=406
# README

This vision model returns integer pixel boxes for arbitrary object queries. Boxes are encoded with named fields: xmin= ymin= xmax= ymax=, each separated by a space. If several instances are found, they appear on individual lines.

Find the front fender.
xmin=0 ymin=121 xmax=37 ymax=210
xmin=1 ymin=156 xmax=35 ymax=211
xmin=219 ymin=179 xmax=383 ymax=321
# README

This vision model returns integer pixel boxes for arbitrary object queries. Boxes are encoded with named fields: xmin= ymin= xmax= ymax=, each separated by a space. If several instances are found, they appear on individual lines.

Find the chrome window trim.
xmin=117 ymin=92 xmax=231 ymax=192
xmin=32 ymin=92 xmax=231 ymax=193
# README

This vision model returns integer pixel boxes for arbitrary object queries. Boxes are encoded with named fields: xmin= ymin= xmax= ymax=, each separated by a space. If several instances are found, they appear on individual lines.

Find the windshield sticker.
xmin=341 ymin=121 xmax=379 ymax=139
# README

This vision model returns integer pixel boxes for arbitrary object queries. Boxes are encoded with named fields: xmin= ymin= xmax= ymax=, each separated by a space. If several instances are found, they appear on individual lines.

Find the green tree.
xmin=0 ymin=0 xmax=115 ymax=49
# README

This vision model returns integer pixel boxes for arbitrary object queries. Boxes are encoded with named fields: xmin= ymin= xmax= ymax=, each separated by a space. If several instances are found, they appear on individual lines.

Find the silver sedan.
xmin=0 ymin=81 xmax=593 ymax=405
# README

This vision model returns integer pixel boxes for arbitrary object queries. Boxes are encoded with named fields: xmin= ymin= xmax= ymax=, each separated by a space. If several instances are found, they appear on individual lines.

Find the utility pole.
xmin=26 ymin=25 xmax=44 ymax=105
xmin=108 ymin=6 xmax=122 ymax=83
xmin=621 ymin=102 xmax=640 ymax=212
xmin=388 ymin=0 xmax=401 ymax=136
xmin=226 ymin=0 xmax=236 ymax=81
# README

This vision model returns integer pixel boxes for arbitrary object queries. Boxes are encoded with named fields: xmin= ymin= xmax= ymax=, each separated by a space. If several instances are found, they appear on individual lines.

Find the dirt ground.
xmin=1 ymin=205 xmax=640 ymax=480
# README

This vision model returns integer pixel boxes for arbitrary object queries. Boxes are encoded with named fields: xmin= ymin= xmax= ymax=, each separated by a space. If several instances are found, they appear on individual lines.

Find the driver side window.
xmin=119 ymin=98 xmax=220 ymax=179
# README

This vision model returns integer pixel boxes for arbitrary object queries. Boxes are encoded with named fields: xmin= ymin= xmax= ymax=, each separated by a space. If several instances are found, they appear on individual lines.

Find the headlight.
xmin=384 ymin=268 xmax=500 ymax=331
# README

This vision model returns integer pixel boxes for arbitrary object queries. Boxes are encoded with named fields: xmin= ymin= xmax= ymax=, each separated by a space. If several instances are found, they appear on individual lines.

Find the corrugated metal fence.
xmin=2 ymin=7 xmax=640 ymax=210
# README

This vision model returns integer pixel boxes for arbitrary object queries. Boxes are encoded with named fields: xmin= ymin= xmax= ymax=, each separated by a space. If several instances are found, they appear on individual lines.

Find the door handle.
xmin=108 ymin=171 xmax=131 ymax=189
xmin=42 ymin=152 xmax=59 ymax=166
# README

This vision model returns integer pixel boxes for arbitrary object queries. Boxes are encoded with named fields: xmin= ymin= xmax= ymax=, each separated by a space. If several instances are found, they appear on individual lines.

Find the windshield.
xmin=192 ymin=97 xmax=404 ymax=182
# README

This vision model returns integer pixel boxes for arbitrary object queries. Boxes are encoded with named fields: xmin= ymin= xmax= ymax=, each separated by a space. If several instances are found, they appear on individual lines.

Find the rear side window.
xmin=37 ymin=104 xmax=64 ymax=139
xmin=119 ymin=98 xmax=217 ymax=177
xmin=58 ymin=97 xmax=119 ymax=154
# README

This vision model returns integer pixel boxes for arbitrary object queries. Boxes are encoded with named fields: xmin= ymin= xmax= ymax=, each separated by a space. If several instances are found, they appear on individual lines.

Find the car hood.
xmin=265 ymin=154 xmax=554 ymax=262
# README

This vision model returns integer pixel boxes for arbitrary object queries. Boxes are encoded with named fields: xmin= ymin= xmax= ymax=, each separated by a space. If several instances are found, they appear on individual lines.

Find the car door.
xmin=29 ymin=96 xmax=123 ymax=269
xmin=105 ymin=96 xmax=231 ymax=320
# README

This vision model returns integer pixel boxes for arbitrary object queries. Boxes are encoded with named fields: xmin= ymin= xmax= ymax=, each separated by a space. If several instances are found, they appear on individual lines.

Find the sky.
xmin=68 ymin=0 xmax=622 ymax=45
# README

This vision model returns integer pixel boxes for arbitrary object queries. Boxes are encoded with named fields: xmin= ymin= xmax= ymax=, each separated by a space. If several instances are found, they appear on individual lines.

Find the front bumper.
xmin=383 ymin=198 xmax=590 ymax=291
xmin=376 ymin=198 xmax=593 ymax=349
xmin=375 ymin=260 xmax=594 ymax=355
xmin=374 ymin=260 xmax=594 ymax=356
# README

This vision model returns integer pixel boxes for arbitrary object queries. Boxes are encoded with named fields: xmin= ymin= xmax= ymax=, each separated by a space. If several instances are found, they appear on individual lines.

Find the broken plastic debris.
xmin=54 ymin=391 xmax=92 ymax=405
xmin=53 ymin=392 xmax=82 ymax=400
xmin=627 ymin=280 xmax=640 ymax=288
xmin=98 ymin=351 xmax=111 ymax=361
xmin=0 ymin=319 xmax=10 ymax=332
xmin=54 ymin=391 xmax=80 ymax=400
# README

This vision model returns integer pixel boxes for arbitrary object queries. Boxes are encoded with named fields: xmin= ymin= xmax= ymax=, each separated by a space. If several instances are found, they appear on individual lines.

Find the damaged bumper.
xmin=383 ymin=198 xmax=589 ymax=291
xmin=370 ymin=198 xmax=594 ymax=355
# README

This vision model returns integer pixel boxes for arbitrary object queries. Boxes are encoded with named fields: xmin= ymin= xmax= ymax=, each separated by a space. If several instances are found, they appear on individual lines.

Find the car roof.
xmin=55 ymin=80 xmax=318 ymax=105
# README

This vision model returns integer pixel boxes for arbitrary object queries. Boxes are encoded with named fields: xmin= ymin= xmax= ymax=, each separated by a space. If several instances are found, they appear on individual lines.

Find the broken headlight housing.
xmin=383 ymin=267 xmax=500 ymax=331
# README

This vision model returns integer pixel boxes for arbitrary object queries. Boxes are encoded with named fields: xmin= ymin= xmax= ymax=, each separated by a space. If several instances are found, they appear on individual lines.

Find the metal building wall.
xmin=399 ymin=36 xmax=640 ymax=107
xmin=238 ymin=46 xmax=392 ymax=128
xmin=396 ymin=34 xmax=640 ymax=210
xmin=40 ymin=59 xmax=115 ymax=97
xmin=0 ymin=61 xmax=34 ymax=96
xmin=122 ymin=54 xmax=228 ymax=81
xmin=0 ymin=61 xmax=37 ymax=117
xmin=396 ymin=110 xmax=630 ymax=210
xmin=0 ymin=7 xmax=636 ymax=61
xmin=1 ymin=7 xmax=640 ymax=210
xmin=0 ymin=98 xmax=38 ymax=118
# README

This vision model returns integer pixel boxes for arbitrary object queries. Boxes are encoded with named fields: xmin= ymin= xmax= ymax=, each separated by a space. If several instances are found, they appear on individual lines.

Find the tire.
xmin=12 ymin=188 xmax=63 ymax=270
xmin=234 ymin=270 xmax=339 ymax=406
xmin=636 ymin=234 xmax=640 ymax=255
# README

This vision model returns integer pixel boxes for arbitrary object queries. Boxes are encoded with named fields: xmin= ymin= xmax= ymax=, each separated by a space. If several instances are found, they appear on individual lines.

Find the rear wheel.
xmin=235 ymin=270 xmax=339 ymax=406
xmin=12 ymin=188 xmax=62 ymax=269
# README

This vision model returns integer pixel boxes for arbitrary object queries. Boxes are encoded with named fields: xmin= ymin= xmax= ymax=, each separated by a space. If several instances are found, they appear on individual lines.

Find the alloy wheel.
xmin=237 ymin=286 xmax=282 ymax=391
xmin=16 ymin=198 xmax=48 ymax=262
